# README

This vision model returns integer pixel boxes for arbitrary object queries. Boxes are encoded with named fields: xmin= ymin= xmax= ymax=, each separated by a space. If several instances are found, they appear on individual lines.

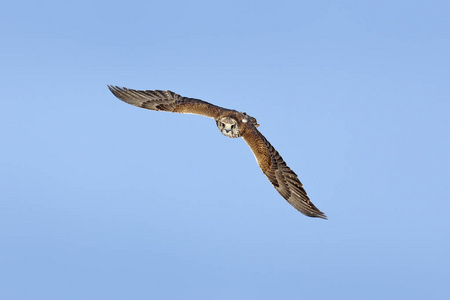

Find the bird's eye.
xmin=231 ymin=124 xmax=235 ymax=129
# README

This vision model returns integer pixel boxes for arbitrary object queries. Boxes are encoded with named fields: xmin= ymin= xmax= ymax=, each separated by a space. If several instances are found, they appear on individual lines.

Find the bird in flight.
xmin=108 ymin=86 xmax=327 ymax=219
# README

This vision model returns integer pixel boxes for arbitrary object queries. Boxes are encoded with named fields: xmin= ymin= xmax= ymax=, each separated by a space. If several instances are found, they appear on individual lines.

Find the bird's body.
xmin=108 ymin=86 xmax=327 ymax=219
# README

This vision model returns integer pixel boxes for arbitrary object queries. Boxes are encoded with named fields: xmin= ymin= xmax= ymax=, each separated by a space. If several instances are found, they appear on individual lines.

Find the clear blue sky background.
xmin=1 ymin=1 xmax=449 ymax=299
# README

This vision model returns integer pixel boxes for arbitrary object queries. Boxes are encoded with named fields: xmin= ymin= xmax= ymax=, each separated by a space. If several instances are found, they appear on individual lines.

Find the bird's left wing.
xmin=242 ymin=126 xmax=327 ymax=219
xmin=108 ymin=86 xmax=226 ymax=119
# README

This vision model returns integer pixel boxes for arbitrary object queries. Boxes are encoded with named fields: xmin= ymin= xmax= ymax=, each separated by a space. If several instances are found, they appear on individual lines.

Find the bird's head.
xmin=216 ymin=116 xmax=241 ymax=138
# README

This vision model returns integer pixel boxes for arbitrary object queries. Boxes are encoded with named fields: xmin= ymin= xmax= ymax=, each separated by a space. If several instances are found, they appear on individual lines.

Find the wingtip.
xmin=107 ymin=85 xmax=129 ymax=97
xmin=107 ymin=85 xmax=126 ymax=89
xmin=316 ymin=211 xmax=328 ymax=220
xmin=310 ymin=210 xmax=327 ymax=220
xmin=107 ymin=85 xmax=120 ymax=91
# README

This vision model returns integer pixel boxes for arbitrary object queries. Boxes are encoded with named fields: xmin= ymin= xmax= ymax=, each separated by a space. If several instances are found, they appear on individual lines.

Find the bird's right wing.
xmin=108 ymin=86 xmax=226 ymax=119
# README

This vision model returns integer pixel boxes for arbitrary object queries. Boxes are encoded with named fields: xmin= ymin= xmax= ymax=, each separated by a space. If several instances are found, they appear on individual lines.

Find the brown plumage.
xmin=108 ymin=85 xmax=327 ymax=219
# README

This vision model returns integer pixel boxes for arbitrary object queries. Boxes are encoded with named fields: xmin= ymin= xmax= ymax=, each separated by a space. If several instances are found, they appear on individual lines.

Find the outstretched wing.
xmin=108 ymin=86 xmax=226 ymax=119
xmin=242 ymin=126 xmax=327 ymax=219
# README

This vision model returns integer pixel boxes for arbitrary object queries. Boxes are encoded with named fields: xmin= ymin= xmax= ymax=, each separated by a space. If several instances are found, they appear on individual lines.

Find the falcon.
xmin=108 ymin=86 xmax=327 ymax=219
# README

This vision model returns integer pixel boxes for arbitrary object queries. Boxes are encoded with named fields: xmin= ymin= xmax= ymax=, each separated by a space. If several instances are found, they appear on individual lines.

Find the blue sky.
xmin=1 ymin=0 xmax=449 ymax=299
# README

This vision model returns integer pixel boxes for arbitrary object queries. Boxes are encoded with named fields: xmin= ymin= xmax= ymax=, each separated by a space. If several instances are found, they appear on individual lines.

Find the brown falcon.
xmin=108 ymin=86 xmax=327 ymax=219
